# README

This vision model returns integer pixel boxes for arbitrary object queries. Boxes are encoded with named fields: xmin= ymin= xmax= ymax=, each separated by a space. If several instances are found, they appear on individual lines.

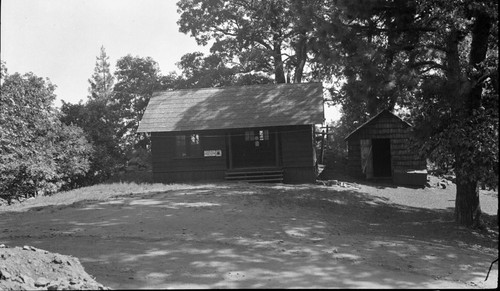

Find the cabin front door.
xmin=231 ymin=129 xmax=277 ymax=168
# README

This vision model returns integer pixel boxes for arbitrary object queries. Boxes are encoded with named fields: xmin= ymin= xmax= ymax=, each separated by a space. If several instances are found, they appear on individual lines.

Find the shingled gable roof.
xmin=344 ymin=109 xmax=412 ymax=140
xmin=137 ymin=82 xmax=325 ymax=132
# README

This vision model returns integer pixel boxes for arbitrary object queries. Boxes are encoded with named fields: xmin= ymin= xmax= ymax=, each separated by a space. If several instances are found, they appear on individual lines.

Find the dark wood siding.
xmin=151 ymin=130 xmax=227 ymax=183
xmin=280 ymin=125 xmax=316 ymax=183
xmin=347 ymin=138 xmax=363 ymax=178
xmin=151 ymin=125 xmax=318 ymax=184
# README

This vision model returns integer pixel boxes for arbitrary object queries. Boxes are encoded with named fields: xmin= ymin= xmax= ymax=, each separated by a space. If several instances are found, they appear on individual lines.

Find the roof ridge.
xmin=153 ymin=82 xmax=323 ymax=94
xmin=344 ymin=109 xmax=410 ymax=140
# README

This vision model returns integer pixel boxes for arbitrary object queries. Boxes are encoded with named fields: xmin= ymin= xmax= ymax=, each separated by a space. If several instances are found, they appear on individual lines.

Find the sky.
xmin=1 ymin=0 xmax=339 ymax=121
xmin=1 ymin=0 xmax=209 ymax=106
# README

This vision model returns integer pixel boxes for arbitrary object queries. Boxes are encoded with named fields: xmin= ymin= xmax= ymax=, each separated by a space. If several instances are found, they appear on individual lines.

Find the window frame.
xmin=175 ymin=133 xmax=202 ymax=158
xmin=244 ymin=129 xmax=269 ymax=142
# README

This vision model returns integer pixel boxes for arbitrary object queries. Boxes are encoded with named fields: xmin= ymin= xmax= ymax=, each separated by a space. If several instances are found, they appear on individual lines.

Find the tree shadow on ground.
xmin=259 ymin=184 xmax=498 ymax=244
xmin=0 ymin=184 xmax=497 ymax=289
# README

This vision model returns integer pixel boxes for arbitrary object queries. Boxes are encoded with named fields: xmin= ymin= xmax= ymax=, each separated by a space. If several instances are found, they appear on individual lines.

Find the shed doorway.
xmin=372 ymin=138 xmax=392 ymax=177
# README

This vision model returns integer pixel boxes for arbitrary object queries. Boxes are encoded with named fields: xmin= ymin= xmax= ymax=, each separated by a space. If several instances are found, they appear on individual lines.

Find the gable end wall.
xmin=346 ymin=113 xmax=426 ymax=183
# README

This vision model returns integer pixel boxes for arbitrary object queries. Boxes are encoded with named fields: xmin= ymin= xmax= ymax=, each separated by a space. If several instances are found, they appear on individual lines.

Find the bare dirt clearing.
xmin=0 ymin=180 xmax=498 ymax=289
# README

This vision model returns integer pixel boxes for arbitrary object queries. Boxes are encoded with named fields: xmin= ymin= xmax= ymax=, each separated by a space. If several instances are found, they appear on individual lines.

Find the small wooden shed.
xmin=345 ymin=109 xmax=427 ymax=186
xmin=137 ymin=83 xmax=324 ymax=184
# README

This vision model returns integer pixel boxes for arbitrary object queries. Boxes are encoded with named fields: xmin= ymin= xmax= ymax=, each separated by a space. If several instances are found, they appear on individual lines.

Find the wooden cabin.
xmin=344 ymin=110 xmax=427 ymax=186
xmin=137 ymin=83 xmax=325 ymax=184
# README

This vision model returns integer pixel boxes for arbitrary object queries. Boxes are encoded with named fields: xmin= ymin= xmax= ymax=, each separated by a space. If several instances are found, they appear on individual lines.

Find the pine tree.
xmin=88 ymin=45 xmax=114 ymax=100
xmin=60 ymin=46 xmax=124 ymax=184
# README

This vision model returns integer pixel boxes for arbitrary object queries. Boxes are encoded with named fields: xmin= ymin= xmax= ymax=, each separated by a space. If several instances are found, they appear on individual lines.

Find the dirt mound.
xmin=0 ymin=244 xmax=110 ymax=290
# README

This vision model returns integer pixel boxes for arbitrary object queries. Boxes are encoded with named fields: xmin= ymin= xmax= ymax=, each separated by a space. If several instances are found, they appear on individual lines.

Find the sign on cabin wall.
xmin=204 ymin=150 xmax=222 ymax=157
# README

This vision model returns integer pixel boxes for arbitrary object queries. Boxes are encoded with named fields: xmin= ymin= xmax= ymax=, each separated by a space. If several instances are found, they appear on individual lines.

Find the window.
xmin=244 ymin=130 xmax=269 ymax=142
xmin=259 ymin=130 xmax=269 ymax=141
xmin=245 ymin=131 xmax=253 ymax=141
xmin=175 ymin=134 xmax=201 ymax=157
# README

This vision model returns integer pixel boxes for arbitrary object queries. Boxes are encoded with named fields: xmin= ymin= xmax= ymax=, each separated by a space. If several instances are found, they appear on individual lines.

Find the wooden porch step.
xmin=225 ymin=168 xmax=284 ymax=183
xmin=226 ymin=174 xmax=284 ymax=180
xmin=240 ymin=178 xmax=284 ymax=183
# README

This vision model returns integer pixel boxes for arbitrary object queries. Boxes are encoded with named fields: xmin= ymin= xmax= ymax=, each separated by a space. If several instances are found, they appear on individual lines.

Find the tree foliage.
xmin=0 ymin=62 xmax=92 ymax=202
xmin=112 ymin=55 xmax=168 ymax=162
xmin=60 ymin=52 xmax=170 ymax=182
xmin=177 ymin=0 xmax=324 ymax=83
xmin=60 ymin=98 xmax=122 ymax=185
xmin=311 ymin=0 xmax=421 ymax=125
xmin=172 ymin=51 xmax=274 ymax=89
xmin=174 ymin=52 xmax=237 ymax=88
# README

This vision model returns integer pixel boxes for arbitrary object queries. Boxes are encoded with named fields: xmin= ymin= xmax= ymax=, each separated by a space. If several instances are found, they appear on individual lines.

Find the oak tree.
xmin=1 ymin=62 xmax=92 ymax=201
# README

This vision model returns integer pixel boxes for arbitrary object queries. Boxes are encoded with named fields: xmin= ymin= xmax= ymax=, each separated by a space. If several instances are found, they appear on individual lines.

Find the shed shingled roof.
xmin=344 ymin=109 xmax=412 ymax=140
xmin=137 ymin=83 xmax=325 ymax=132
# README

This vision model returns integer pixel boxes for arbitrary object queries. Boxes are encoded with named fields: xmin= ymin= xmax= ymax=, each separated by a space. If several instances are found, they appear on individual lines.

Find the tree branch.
xmin=411 ymin=61 xmax=446 ymax=72
xmin=213 ymin=27 xmax=239 ymax=37
xmin=473 ymin=72 xmax=494 ymax=89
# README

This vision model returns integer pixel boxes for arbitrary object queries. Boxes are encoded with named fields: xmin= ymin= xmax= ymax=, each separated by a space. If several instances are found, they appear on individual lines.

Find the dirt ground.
xmin=0 ymin=176 xmax=498 ymax=289
xmin=0 ymin=244 xmax=110 ymax=290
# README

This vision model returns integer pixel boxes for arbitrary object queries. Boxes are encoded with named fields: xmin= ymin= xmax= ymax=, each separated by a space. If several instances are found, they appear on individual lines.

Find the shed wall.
xmin=346 ymin=112 xmax=426 ymax=185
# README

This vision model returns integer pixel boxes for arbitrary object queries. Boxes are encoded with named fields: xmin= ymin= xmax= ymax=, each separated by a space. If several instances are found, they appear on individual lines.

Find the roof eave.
xmin=344 ymin=109 xmax=411 ymax=141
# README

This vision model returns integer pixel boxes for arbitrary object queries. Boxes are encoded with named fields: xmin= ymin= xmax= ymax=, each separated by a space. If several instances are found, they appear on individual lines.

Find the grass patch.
xmin=106 ymin=170 xmax=154 ymax=184
xmin=0 ymin=181 xmax=217 ymax=213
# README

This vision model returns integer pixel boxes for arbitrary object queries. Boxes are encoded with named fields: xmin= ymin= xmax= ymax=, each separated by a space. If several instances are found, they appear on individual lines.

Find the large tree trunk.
xmin=268 ymin=1 xmax=286 ymax=84
xmin=454 ymin=166 xmax=482 ymax=227
xmin=293 ymin=35 xmax=307 ymax=83
xmin=452 ymin=8 xmax=491 ymax=228
xmin=273 ymin=42 xmax=286 ymax=84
